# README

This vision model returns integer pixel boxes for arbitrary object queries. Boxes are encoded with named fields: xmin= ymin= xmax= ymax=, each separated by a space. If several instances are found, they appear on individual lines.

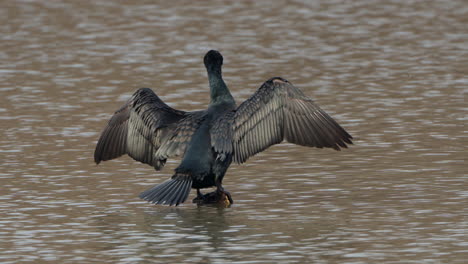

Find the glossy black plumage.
xmin=94 ymin=50 xmax=353 ymax=206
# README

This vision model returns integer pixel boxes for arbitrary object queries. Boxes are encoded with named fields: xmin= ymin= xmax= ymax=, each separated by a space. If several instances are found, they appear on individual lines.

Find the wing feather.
xmin=214 ymin=77 xmax=352 ymax=164
xmin=94 ymin=88 xmax=199 ymax=170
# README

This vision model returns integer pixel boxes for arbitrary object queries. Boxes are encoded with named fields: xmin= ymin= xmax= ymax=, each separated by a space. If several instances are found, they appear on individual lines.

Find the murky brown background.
xmin=1 ymin=1 xmax=466 ymax=263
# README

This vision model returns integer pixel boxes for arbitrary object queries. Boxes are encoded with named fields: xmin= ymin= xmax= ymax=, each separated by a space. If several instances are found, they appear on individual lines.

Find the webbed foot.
xmin=215 ymin=182 xmax=233 ymax=205
xmin=192 ymin=188 xmax=205 ymax=203
xmin=220 ymin=189 xmax=233 ymax=205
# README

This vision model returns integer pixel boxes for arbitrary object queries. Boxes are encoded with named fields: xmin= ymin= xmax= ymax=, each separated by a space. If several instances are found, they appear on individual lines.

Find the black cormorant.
xmin=94 ymin=50 xmax=352 ymax=206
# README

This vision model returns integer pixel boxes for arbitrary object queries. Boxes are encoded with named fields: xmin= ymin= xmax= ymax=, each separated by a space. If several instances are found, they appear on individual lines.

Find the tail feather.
xmin=139 ymin=177 xmax=192 ymax=206
xmin=157 ymin=180 xmax=184 ymax=203
xmin=174 ymin=180 xmax=192 ymax=206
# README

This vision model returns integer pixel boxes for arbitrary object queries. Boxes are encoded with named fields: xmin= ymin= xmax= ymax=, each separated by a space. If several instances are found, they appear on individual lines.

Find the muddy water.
xmin=0 ymin=1 xmax=466 ymax=263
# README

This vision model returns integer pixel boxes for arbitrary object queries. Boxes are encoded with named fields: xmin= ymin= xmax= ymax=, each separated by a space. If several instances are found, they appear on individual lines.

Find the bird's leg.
xmin=196 ymin=188 xmax=203 ymax=198
xmin=192 ymin=188 xmax=204 ymax=203
xmin=216 ymin=181 xmax=233 ymax=204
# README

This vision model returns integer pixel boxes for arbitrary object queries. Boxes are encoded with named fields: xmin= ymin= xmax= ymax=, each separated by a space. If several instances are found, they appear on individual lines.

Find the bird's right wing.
xmin=221 ymin=77 xmax=352 ymax=164
xmin=94 ymin=88 xmax=196 ymax=170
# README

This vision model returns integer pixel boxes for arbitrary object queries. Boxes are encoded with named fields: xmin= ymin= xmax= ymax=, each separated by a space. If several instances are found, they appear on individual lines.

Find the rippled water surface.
xmin=1 ymin=1 xmax=466 ymax=263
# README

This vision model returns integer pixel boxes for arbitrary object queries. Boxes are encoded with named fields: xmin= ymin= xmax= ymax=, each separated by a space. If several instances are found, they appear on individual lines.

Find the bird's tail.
xmin=139 ymin=174 xmax=192 ymax=206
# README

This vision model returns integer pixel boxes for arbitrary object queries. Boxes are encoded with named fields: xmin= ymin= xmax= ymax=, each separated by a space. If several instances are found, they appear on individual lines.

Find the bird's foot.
xmin=220 ymin=189 xmax=233 ymax=205
xmin=192 ymin=189 xmax=205 ymax=203
xmin=192 ymin=195 xmax=205 ymax=203
xmin=192 ymin=189 xmax=203 ymax=203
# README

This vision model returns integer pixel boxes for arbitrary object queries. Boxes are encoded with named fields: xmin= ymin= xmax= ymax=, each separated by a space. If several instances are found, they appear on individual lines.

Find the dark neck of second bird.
xmin=207 ymin=66 xmax=235 ymax=106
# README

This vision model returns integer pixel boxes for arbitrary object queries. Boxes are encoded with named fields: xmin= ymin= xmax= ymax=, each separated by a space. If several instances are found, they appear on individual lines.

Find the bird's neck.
xmin=208 ymin=69 xmax=235 ymax=106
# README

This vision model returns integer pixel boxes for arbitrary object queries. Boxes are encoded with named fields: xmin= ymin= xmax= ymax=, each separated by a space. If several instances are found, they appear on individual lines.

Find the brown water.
xmin=1 ymin=1 xmax=466 ymax=263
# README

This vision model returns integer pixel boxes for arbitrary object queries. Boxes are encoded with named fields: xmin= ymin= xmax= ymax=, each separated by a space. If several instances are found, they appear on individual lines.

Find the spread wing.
xmin=94 ymin=88 xmax=201 ymax=170
xmin=212 ymin=77 xmax=353 ymax=164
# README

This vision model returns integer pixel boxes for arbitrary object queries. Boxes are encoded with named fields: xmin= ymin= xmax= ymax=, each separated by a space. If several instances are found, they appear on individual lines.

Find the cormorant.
xmin=94 ymin=50 xmax=352 ymax=206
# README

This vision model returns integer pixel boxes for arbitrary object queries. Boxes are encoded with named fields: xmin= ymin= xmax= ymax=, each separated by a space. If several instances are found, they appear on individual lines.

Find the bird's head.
xmin=204 ymin=50 xmax=223 ymax=71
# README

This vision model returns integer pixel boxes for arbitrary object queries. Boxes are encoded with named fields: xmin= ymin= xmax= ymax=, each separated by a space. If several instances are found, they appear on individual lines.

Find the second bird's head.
xmin=204 ymin=50 xmax=223 ymax=72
